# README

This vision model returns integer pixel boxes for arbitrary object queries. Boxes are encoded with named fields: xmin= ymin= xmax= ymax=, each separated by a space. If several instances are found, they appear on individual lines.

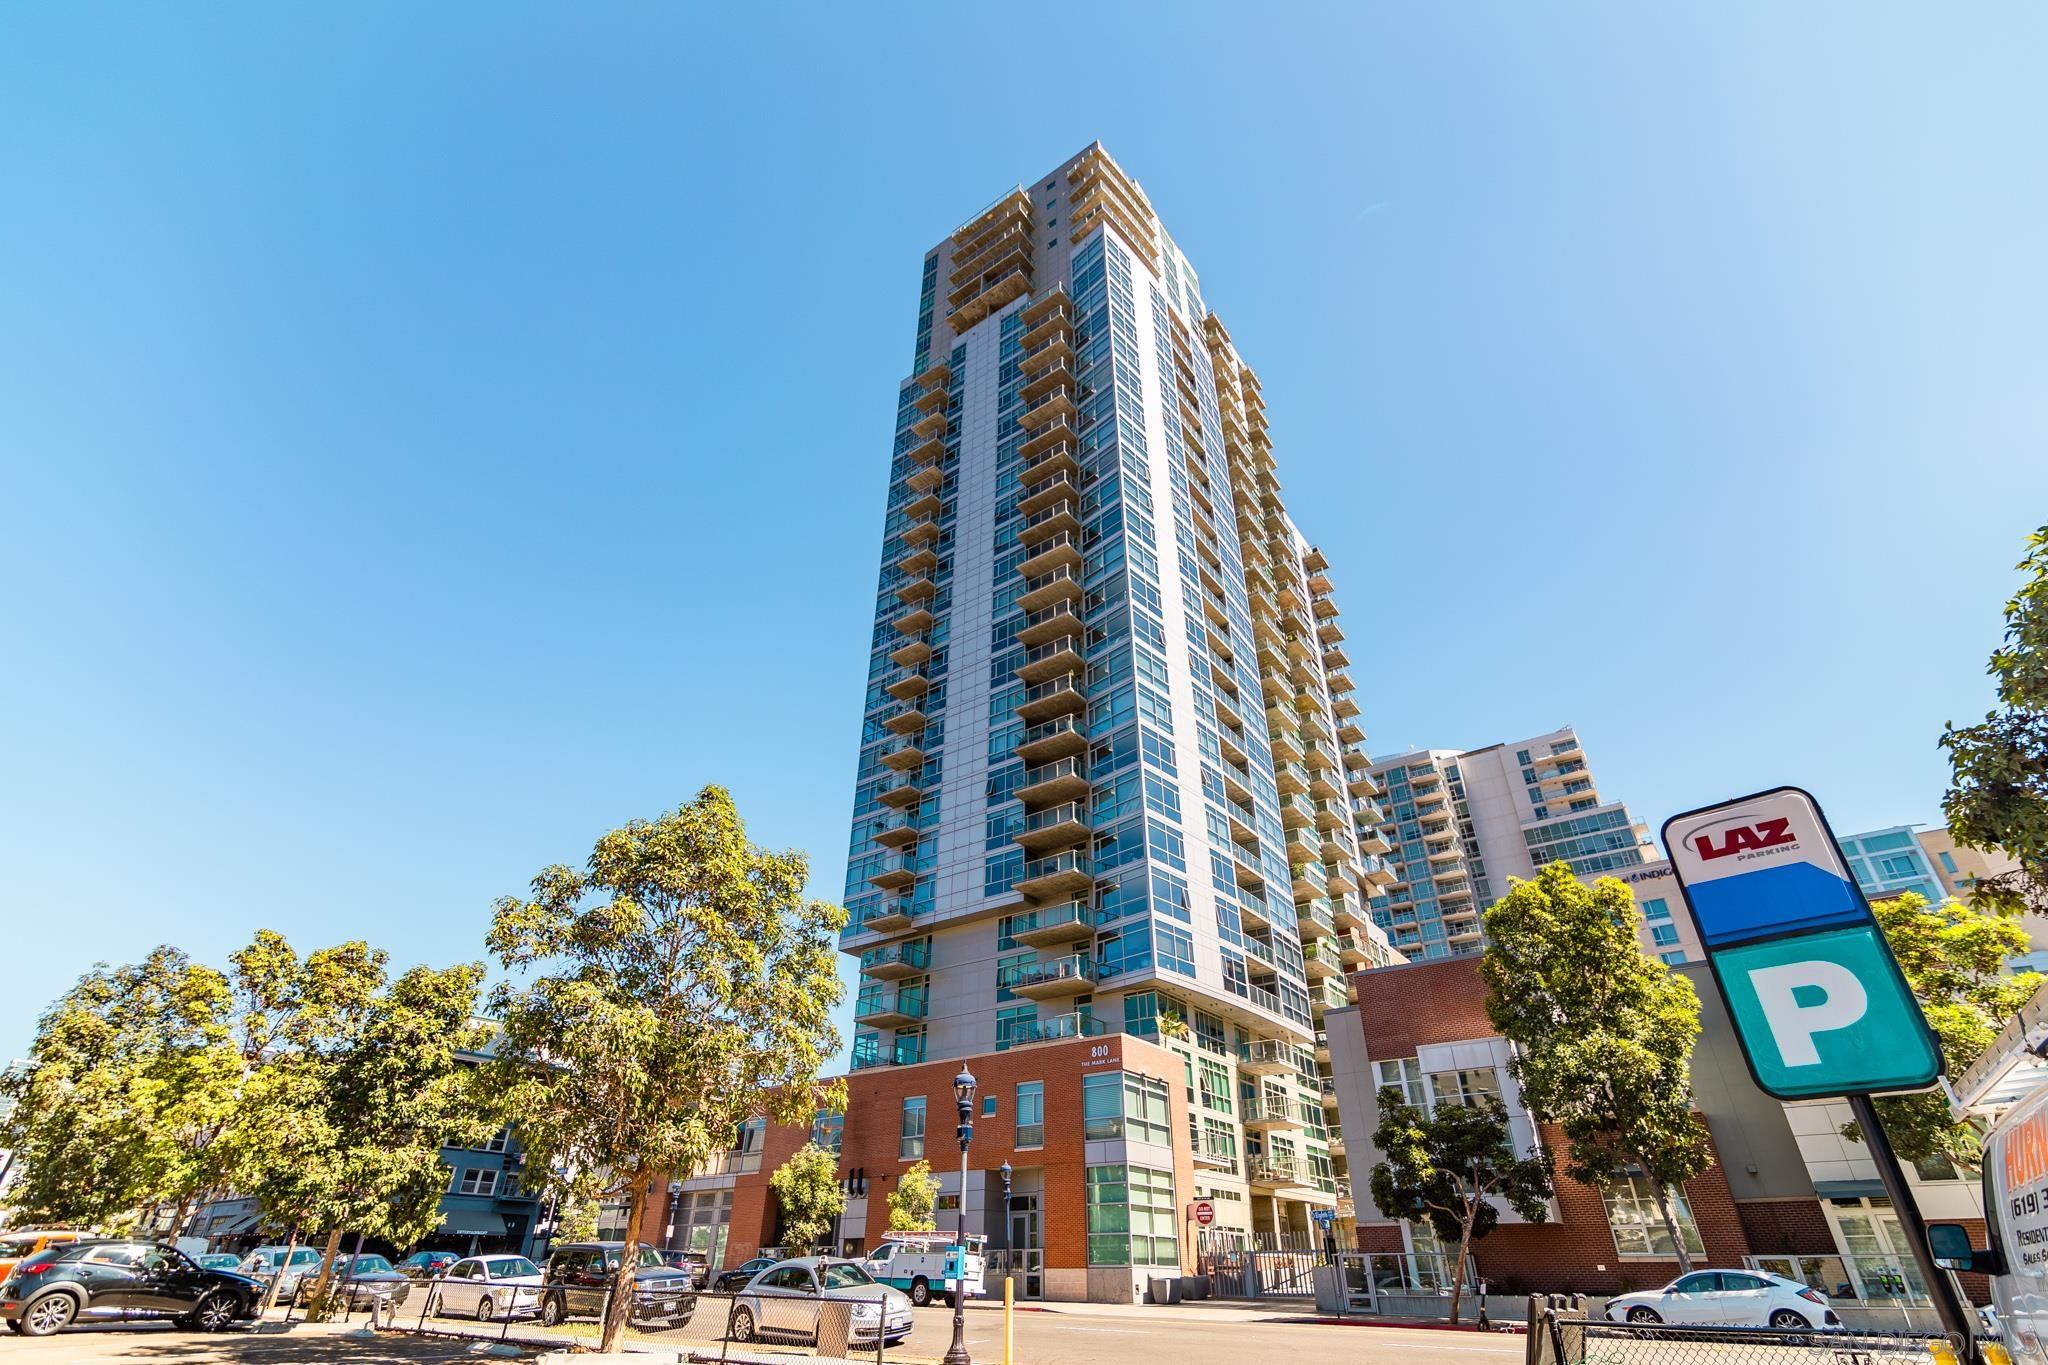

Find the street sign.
xmin=1662 ymin=786 xmax=1941 ymax=1101
xmin=1310 ymin=1208 xmax=1337 ymax=1226
xmin=1190 ymin=1199 xmax=1215 ymax=1227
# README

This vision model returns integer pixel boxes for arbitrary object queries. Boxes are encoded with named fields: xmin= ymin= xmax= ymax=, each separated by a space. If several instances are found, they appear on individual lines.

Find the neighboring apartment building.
xmin=1330 ymin=956 xmax=1989 ymax=1319
xmin=833 ymin=142 xmax=1400 ymax=1301
xmin=1365 ymin=726 xmax=1657 ymax=960
xmin=1917 ymin=826 xmax=2024 ymax=904
xmin=1598 ymin=859 xmax=1704 ymax=966
xmin=1835 ymin=825 xmax=1948 ymax=904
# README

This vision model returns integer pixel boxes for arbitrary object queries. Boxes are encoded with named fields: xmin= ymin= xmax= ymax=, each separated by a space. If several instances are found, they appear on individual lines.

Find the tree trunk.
xmin=258 ymin=1228 xmax=301 ymax=1316
xmin=1649 ymin=1177 xmax=1693 ymax=1274
xmin=304 ymin=1227 xmax=346 ymax=1321
xmin=600 ymin=1177 xmax=650 ymax=1353
xmin=1447 ymin=1209 xmax=1476 ymax=1326
xmin=169 ymin=1191 xmax=196 ymax=1240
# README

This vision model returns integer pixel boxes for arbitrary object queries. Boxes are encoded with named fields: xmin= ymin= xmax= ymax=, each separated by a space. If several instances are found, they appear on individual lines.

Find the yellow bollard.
xmin=1927 ymin=1343 xmax=1959 ymax=1365
xmin=1004 ymin=1272 xmax=1014 ymax=1365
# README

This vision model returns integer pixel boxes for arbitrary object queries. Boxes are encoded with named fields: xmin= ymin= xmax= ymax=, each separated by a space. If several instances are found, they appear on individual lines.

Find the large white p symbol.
xmin=1748 ymin=960 xmax=1869 ymax=1067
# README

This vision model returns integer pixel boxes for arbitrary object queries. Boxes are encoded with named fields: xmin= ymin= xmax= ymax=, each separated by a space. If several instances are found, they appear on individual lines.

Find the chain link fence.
xmin=373 ymin=1274 xmax=907 ymax=1362
xmin=1529 ymin=1294 xmax=1968 ymax=1365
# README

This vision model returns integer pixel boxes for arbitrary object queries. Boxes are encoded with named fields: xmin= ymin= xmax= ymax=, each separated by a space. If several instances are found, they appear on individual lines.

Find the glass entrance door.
xmin=1008 ymin=1196 xmax=1043 ymax=1299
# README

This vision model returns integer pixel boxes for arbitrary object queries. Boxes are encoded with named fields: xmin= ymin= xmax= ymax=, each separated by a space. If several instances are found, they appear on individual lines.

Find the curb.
xmin=1288 ymin=1315 xmax=1527 ymax=1335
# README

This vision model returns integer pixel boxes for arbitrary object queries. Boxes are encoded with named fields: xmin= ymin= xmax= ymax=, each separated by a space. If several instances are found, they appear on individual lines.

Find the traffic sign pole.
xmin=1847 ymin=1092 xmax=1975 ymax=1350
xmin=1661 ymin=787 xmax=1970 ymax=1350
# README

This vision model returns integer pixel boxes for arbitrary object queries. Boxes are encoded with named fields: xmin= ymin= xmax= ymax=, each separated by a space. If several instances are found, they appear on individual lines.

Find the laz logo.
xmin=1695 ymin=818 xmax=1797 ymax=860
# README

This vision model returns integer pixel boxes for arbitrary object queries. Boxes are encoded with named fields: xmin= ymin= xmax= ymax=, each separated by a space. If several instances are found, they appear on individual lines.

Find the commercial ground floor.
xmin=645 ymin=1029 xmax=1341 ymax=1302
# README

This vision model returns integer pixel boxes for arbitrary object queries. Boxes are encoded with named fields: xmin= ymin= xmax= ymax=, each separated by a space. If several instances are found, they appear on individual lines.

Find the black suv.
xmin=538 ymin=1242 xmax=696 ymax=1328
xmin=0 ymin=1240 xmax=263 ymax=1337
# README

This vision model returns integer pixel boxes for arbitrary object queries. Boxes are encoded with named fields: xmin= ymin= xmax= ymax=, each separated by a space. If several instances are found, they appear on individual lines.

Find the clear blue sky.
xmin=3 ymin=5 xmax=2044 ymax=1059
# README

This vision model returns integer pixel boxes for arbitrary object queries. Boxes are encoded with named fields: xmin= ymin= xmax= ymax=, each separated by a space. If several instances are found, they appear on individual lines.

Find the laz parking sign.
xmin=1662 ymin=787 xmax=1941 ymax=1101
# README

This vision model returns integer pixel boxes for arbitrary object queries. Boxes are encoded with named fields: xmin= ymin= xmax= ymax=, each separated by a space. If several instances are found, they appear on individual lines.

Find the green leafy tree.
xmin=1843 ymin=891 xmax=2040 ymax=1168
xmin=287 ymin=961 xmax=492 ymax=1316
xmin=0 ymin=947 xmax=239 ymax=1233
xmin=1482 ymin=863 xmax=1714 ymax=1272
xmin=887 ymin=1159 xmax=939 ymax=1233
xmin=1367 ymin=1089 xmax=1551 ymax=1325
xmin=481 ymin=785 xmax=846 ymax=1352
xmin=1942 ymin=524 xmax=2048 ymax=916
xmin=210 ymin=933 xmax=488 ymax=1317
xmin=770 ymin=1142 xmax=846 ymax=1252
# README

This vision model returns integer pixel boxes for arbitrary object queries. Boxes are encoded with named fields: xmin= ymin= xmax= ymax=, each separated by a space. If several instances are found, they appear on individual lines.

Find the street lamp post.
xmin=943 ymin=1066 xmax=976 ymax=1365
xmin=999 ymin=1162 xmax=1015 ymax=1301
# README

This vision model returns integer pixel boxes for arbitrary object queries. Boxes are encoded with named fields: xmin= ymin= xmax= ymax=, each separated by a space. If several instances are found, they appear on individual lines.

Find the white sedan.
xmin=1606 ymin=1269 xmax=1842 ymax=1330
xmin=433 ymin=1255 xmax=545 ymax=1322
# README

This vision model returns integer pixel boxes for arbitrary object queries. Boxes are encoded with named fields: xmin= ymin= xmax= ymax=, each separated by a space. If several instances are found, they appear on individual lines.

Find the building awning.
xmin=441 ymin=1211 xmax=507 ymax=1238
xmin=1813 ymin=1180 xmax=1887 ymax=1200
xmin=208 ymin=1212 xmax=260 ymax=1237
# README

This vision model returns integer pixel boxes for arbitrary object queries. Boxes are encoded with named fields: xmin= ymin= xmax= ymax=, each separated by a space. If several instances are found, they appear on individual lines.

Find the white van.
xmin=1930 ymin=1079 xmax=2048 ymax=1362
xmin=861 ymin=1231 xmax=985 ymax=1307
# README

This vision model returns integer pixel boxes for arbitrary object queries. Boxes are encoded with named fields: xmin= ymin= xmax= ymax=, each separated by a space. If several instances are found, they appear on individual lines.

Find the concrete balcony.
xmin=875 ymin=772 xmax=926 ymax=809
xmin=859 ymin=941 xmax=931 ymax=981
xmin=1002 ymin=953 xmax=1097 ymax=1001
xmin=1015 ymin=801 xmax=1089 ymax=855
xmin=1019 ymin=385 xmax=1077 ymax=433
xmin=1016 ymin=671 xmax=1085 ymax=724
xmin=1297 ymin=899 xmax=1336 ymax=940
xmin=882 ymin=701 xmax=928 ymax=737
xmin=1017 ymin=756 xmax=1088 ymax=808
xmin=1331 ymin=895 xmax=1367 ymax=932
xmin=1017 ymin=498 xmax=1081 ymax=547
xmin=854 ymin=987 xmax=927 ymax=1030
xmin=1015 ymin=715 xmax=1086 ymax=765
xmin=861 ymin=899 xmax=917 ymax=935
xmin=869 ymin=812 xmax=922 ymax=850
xmin=1243 ymin=1094 xmax=1306 ymax=1133
xmin=1018 ymin=472 xmax=1080 ymax=521
xmin=867 ymin=852 xmax=918 ymax=893
xmin=891 ymin=604 xmax=935 ymax=637
xmin=889 ymin=636 xmax=932 ymax=669
xmin=1017 ymin=531 xmax=1082 ymax=580
xmin=1014 ymin=851 xmax=1092 ymax=902
xmin=877 ymin=736 xmax=926 ymax=771
xmin=1009 ymin=900 xmax=1093 ymax=949
xmin=1017 ymin=635 xmax=1085 ymax=685
xmin=1302 ymin=938 xmax=1345 ymax=981
xmin=1238 ymin=1039 xmax=1299 ymax=1077
xmin=1016 ymin=601 xmax=1083 ymax=648
xmin=1019 ymin=440 xmax=1079 ymax=490
xmin=1279 ymin=794 xmax=1317 ymax=831
xmin=1248 ymin=1157 xmax=1310 ymax=1190
xmin=1017 ymin=565 xmax=1082 ymax=614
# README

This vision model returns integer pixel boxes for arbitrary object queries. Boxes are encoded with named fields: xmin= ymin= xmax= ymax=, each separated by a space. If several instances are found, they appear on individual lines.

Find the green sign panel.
xmin=1712 ymin=926 xmax=1941 ymax=1099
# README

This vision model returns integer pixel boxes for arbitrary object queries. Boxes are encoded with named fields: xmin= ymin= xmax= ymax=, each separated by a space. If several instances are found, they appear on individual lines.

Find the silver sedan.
xmin=432 ymin=1255 xmax=545 ymax=1322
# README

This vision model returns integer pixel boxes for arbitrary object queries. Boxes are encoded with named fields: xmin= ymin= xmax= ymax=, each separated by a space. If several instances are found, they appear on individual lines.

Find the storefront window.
xmin=1086 ymin=1163 xmax=1179 ymax=1266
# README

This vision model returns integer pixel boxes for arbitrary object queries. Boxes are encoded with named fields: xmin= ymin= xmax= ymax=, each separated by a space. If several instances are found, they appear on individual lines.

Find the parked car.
xmin=396 ymin=1250 xmax=460 ymax=1281
xmin=731 ymin=1257 xmax=912 ymax=1348
xmin=0 ymin=1230 xmax=97 ymax=1283
xmin=660 ymin=1248 xmax=710 ymax=1288
xmin=712 ymin=1256 xmax=779 ymax=1294
xmin=293 ymin=1254 xmax=412 ymax=1311
xmin=239 ymin=1245 xmax=324 ymax=1301
xmin=432 ymin=1255 xmax=543 ymax=1322
xmin=0 ymin=1240 xmax=263 ymax=1337
xmin=536 ymin=1242 xmax=696 ymax=1328
xmin=1605 ymin=1269 xmax=1842 ymax=1330
xmin=194 ymin=1254 xmax=243 ymax=1272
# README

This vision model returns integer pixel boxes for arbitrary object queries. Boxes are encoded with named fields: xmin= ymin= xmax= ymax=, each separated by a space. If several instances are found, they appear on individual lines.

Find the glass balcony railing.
xmin=1004 ymin=1010 xmax=1106 ymax=1048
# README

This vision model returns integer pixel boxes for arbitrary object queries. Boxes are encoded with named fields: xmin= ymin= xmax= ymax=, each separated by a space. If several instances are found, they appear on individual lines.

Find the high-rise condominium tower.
xmin=834 ymin=144 xmax=1399 ymax=1299
xmin=1364 ymin=725 xmax=1657 ymax=960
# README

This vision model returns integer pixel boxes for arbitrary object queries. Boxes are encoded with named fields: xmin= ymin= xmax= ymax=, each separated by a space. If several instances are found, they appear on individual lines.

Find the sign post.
xmin=1662 ymin=787 xmax=1970 ymax=1347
